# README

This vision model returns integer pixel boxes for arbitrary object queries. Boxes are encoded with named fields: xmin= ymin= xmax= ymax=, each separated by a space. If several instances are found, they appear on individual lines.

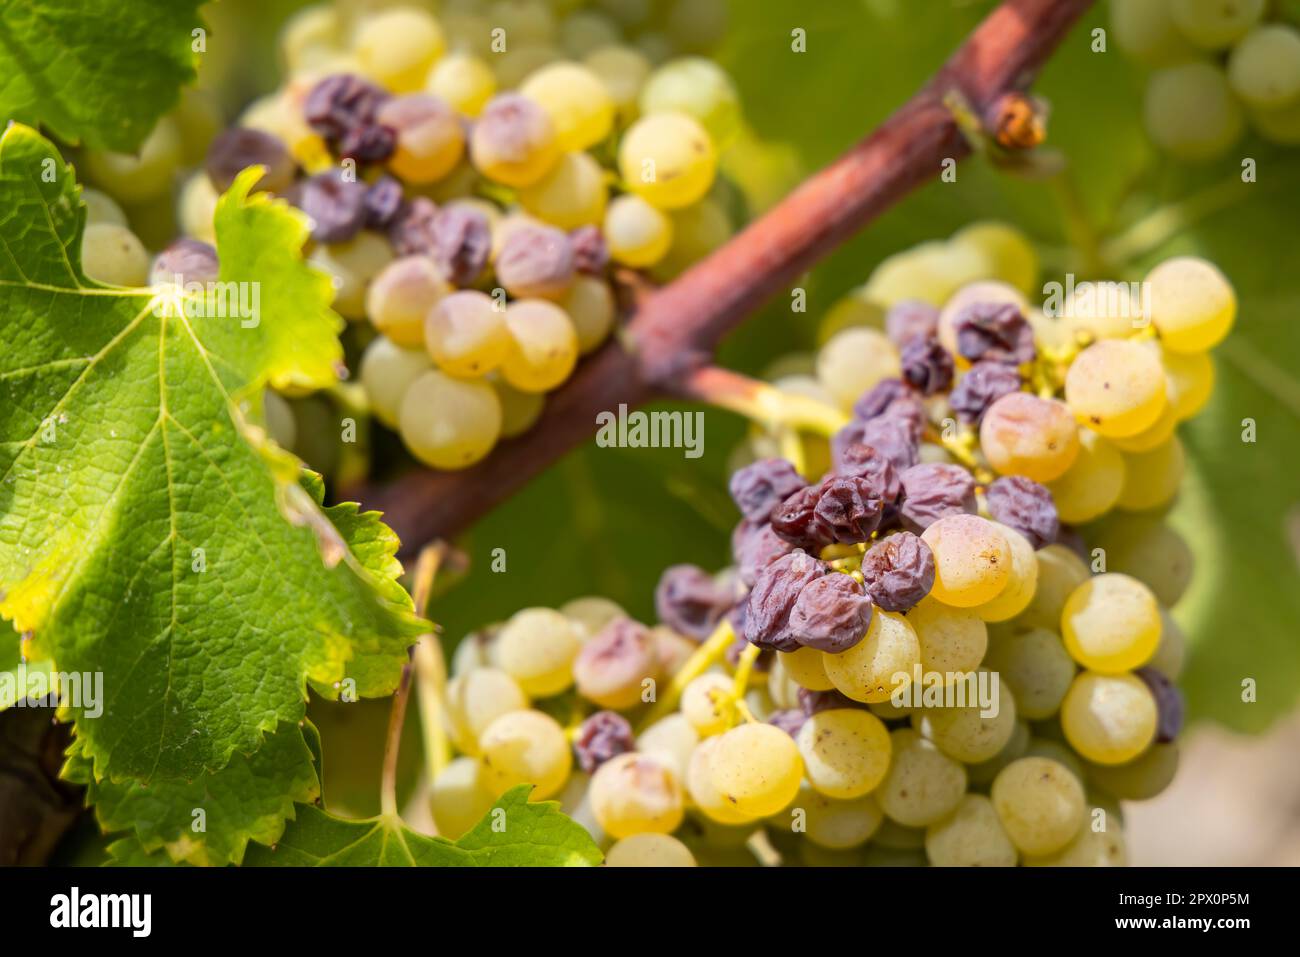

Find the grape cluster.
xmin=1111 ymin=0 xmax=1300 ymax=158
xmin=76 ymin=0 xmax=740 ymax=471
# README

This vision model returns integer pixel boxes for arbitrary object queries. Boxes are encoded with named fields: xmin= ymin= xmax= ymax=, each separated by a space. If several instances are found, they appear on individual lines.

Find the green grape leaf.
xmin=0 ymin=0 xmax=205 ymax=152
xmin=243 ymin=785 xmax=603 ymax=867
xmin=63 ymin=723 xmax=319 ymax=867
xmin=0 ymin=124 xmax=426 ymax=783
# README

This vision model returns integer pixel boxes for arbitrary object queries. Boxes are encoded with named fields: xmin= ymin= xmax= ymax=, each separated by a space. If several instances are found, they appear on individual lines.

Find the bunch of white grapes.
xmin=74 ymin=0 xmax=741 ymax=472
xmin=1111 ymin=0 xmax=1300 ymax=159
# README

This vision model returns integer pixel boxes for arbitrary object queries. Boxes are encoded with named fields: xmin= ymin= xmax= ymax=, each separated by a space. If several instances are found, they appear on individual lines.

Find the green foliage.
xmin=0 ymin=0 xmax=206 ymax=151
xmin=0 ymin=126 xmax=425 ymax=784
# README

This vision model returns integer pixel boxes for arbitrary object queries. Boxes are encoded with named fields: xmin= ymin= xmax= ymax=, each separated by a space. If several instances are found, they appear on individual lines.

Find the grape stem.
xmin=678 ymin=365 xmax=849 ymax=437
xmin=352 ymin=0 xmax=1097 ymax=552
xmin=636 ymin=619 xmax=736 ymax=732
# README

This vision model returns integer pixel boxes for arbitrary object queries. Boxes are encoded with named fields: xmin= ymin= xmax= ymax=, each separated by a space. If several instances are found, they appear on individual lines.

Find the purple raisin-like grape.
xmin=833 ymin=418 xmax=919 ymax=475
xmin=495 ymin=224 xmax=575 ymax=298
xmin=570 ymin=224 xmax=609 ymax=275
xmin=387 ymin=196 xmax=439 ymax=255
xmin=835 ymin=442 xmax=902 ymax=503
xmin=654 ymin=564 xmax=733 ymax=641
xmin=729 ymin=458 xmax=807 ymax=524
xmin=304 ymin=74 xmax=391 ymax=143
xmin=363 ymin=176 xmax=405 ymax=228
xmin=573 ymin=710 xmax=635 ymax=774
xmin=1136 ymin=667 xmax=1184 ymax=743
xmin=294 ymin=168 xmax=369 ymax=243
xmin=949 ymin=360 xmax=1023 ymax=424
xmin=885 ymin=299 xmax=940 ymax=346
xmin=814 ymin=476 xmax=884 ymax=544
xmin=339 ymin=122 xmax=397 ymax=163
xmin=789 ymin=573 xmax=873 ymax=653
xmin=798 ymin=687 xmax=867 ymax=716
xmin=898 ymin=463 xmax=977 ymax=533
xmin=744 ymin=551 xmax=827 ymax=651
xmin=770 ymin=485 xmax=833 ymax=552
xmin=984 ymin=476 xmax=1059 ymax=549
xmin=430 ymin=205 xmax=492 ymax=286
xmin=853 ymin=378 xmax=910 ymax=420
xmin=953 ymin=301 xmax=1036 ymax=365
xmin=768 ymin=709 xmax=809 ymax=738
xmin=860 ymin=532 xmax=935 ymax=612
xmin=150 ymin=238 xmax=219 ymax=287
xmin=732 ymin=520 xmax=796 ymax=587
xmin=900 ymin=337 xmax=955 ymax=395
xmin=205 ymin=127 xmax=296 ymax=194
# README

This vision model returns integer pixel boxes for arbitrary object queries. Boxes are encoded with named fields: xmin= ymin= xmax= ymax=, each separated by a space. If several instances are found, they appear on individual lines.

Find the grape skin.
xmin=424 ymin=290 xmax=512 ymax=377
xmin=707 ymin=722 xmax=804 ymax=818
xmin=470 ymin=93 xmax=562 ymax=188
xmin=907 ymin=596 xmax=988 ymax=677
xmin=821 ymin=610 xmax=921 ymax=704
xmin=518 ymin=151 xmax=608 ymax=229
xmin=914 ymin=678 xmax=1019 ymax=764
xmin=815 ymin=327 xmax=902 ymax=410
xmin=519 ymin=62 xmax=616 ymax=151
xmin=354 ymin=6 xmax=446 ymax=93
xmin=980 ymin=393 xmax=1080 ymax=483
xmin=1061 ymin=573 xmax=1162 ymax=674
xmin=637 ymin=713 xmax=699 ymax=779
xmin=1228 ymin=24 xmax=1300 ymax=108
xmin=796 ymin=783 xmax=884 ymax=850
xmin=605 ymin=833 xmax=697 ymax=866
xmin=639 ymin=56 xmax=742 ymax=147
xmin=442 ymin=667 xmax=530 ymax=756
xmin=589 ymin=751 xmax=685 ymax=838
xmin=681 ymin=672 xmax=735 ymax=735
xmin=604 ymin=193 xmax=674 ymax=267
xmin=493 ymin=607 xmax=582 ymax=696
xmin=1169 ymin=0 xmax=1265 ymax=50
xmin=1086 ymin=741 xmax=1180 ymax=801
xmin=1060 ymin=671 xmax=1158 ymax=765
xmin=1117 ymin=436 xmax=1185 ymax=512
xmin=1144 ymin=62 xmax=1244 ymax=161
xmin=500 ymin=299 xmax=580 ymax=392
xmin=1145 ymin=256 xmax=1236 ymax=354
xmin=1014 ymin=544 xmax=1090 ymax=632
xmin=478 ymin=709 xmax=572 ymax=800
xmin=427 ymin=52 xmax=497 ymax=117
xmin=686 ymin=735 xmax=754 ymax=824
xmin=924 ymin=794 xmax=1017 ymax=867
xmin=974 ymin=525 xmax=1039 ymax=623
xmin=431 ymin=756 xmax=497 ymax=840
xmin=796 ymin=708 xmax=892 ymax=799
xmin=366 ymin=255 xmax=452 ymax=347
xmin=921 ymin=515 xmax=1013 ymax=609
xmin=559 ymin=276 xmax=616 ymax=354
xmin=398 ymin=370 xmax=502 ymax=469
xmin=990 ymin=756 xmax=1085 ymax=856
xmin=875 ymin=728 xmax=968 ymax=827
xmin=377 ymin=94 xmax=466 ymax=184
xmin=81 ymin=223 xmax=150 ymax=287
xmin=1047 ymin=428 xmax=1125 ymax=524
xmin=983 ymin=627 xmax=1076 ymax=720
xmin=618 ymin=112 xmax=717 ymax=210
xmin=1064 ymin=339 xmax=1168 ymax=438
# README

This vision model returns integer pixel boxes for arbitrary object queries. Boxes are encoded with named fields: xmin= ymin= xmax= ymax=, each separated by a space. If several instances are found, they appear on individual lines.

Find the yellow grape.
xmin=518 ymin=150 xmax=608 ymax=229
xmin=478 ymin=709 xmax=572 ymax=800
xmin=1023 ymin=819 xmax=1127 ymax=866
xmin=681 ymin=672 xmax=734 ymax=736
xmin=906 ymin=597 xmax=988 ymax=678
xmin=500 ymin=299 xmax=579 ymax=392
xmin=470 ymin=93 xmax=561 ymax=188
xmin=822 ymin=610 xmax=921 ymax=704
xmin=1015 ymin=544 xmax=1090 ymax=632
xmin=309 ymin=231 xmax=394 ymax=320
xmin=815 ymin=327 xmax=901 ymax=410
xmin=686 ymin=736 xmax=754 ymax=824
xmin=520 ymin=61 xmax=615 ymax=150
xmin=353 ymin=7 xmax=446 ymax=93
xmin=638 ymin=56 xmax=742 ymax=148
xmin=876 ymin=728 xmax=968 ymax=827
xmin=913 ymin=676 xmax=1019 ymax=763
xmin=589 ymin=752 xmax=685 ymax=838
xmin=604 ymin=193 xmax=674 ymax=267
xmin=990 ymin=756 xmax=1085 ymax=856
xmin=650 ymin=196 xmax=732 ymax=281
xmin=560 ymin=276 xmax=616 ymax=354
xmin=1047 ymin=428 xmax=1125 ymax=524
xmin=425 ymin=290 xmax=512 ymax=377
xmin=494 ymin=607 xmax=582 ymax=696
xmin=949 ymin=221 xmax=1038 ymax=295
xmin=921 ymin=515 xmax=1012 ymax=609
xmin=924 ymin=794 xmax=1018 ymax=867
xmin=979 ymin=393 xmax=1081 ymax=483
xmin=366 ymin=255 xmax=452 ymax=347
xmin=618 ymin=112 xmax=716 ymax=209
xmin=430 ymin=756 xmax=497 ymax=840
xmin=442 ymin=667 xmax=530 ymax=755
xmin=583 ymin=45 xmax=652 ymax=122
xmin=1060 ymin=671 xmax=1157 ymax=765
xmin=605 ymin=833 xmax=697 ymax=867
xmin=81 ymin=223 xmax=150 ymax=287
xmin=490 ymin=375 xmax=546 ymax=438
xmin=1146 ymin=256 xmax=1236 ymax=353
xmin=177 ymin=172 xmax=218 ymax=243
xmin=427 ymin=52 xmax=497 ymax=116
xmin=983 ymin=627 xmax=1076 ymax=720
xmin=975 ymin=526 xmax=1039 ymax=623
xmin=869 ymin=242 xmax=989 ymax=312
xmin=1144 ymin=62 xmax=1244 ymax=161
xmin=1161 ymin=348 xmax=1215 ymax=420
xmin=779 ymin=645 xmax=835 ymax=691
xmin=84 ymin=117 xmax=183 ymax=204
xmin=1086 ymin=741 xmax=1180 ymax=801
xmin=398 ymin=370 xmax=502 ymax=469
xmin=377 ymin=94 xmax=466 ymax=184
xmin=797 ymin=784 xmax=884 ymax=850
xmin=1117 ymin=436 xmax=1185 ymax=511
xmin=1169 ymin=0 xmax=1265 ymax=50
xmin=360 ymin=336 xmax=432 ymax=429
xmin=1061 ymin=573 xmax=1161 ymax=674
xmin=636 ymin=713 xmax=699 ymax=779
xmin=796 ymin=708 xmax=892 ymax=799
xmin=1064 ymin=339 xmax=1167 ymax=438
xmin=707 ymin=722 xmax=804 ymax=818
xmin=1148 ymin=609 xmax=1187 ymax=679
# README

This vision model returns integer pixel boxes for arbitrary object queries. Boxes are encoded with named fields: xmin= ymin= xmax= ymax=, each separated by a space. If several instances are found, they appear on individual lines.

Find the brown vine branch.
xmin=359 ymin=0 xmax=1096 ymax=551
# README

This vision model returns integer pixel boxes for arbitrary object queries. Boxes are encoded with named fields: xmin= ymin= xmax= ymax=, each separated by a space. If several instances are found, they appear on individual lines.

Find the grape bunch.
xmin=1111 ymin=0 xmax=1300 ymax=159
xmin=75 ymin=0 xmax=741 ymax=472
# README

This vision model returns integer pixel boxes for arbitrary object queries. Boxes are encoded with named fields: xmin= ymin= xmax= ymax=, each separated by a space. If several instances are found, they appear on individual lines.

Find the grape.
xmin=495 ymin=224 xmax=576 ymax=299
xmin=636 ymin=713 xmax=699 ymax=778
xmin=262 ymin=389 xmax=297 ymax=450
xmin=559 ymin=595 xmax=626 ymax=640
xmin=654 ymin=626 xmax=699 ymax=679
xmin=1061 ymin=573 xmax=1161 ymax=675
xmin=479 ymin=708 xmax=572 ymax=800
xmin=990 ymin=756 xmax=1085 ymax=856
xmin=430 ymin=756 xmax=497 ymax=840
xmin=309 ymin=231 xmax=394 ymax=320
xmin=975 ymin=525 xmax=1038 ymax=623
xmin=1046 ymin=428 xmax=1125 ymax=524
xmin=950 ymin=221 xmax=1038 ymax=295
xmin=1087 ymin=741 xmax=1180 ymax=801
xmin=500 ymin=299 xmax=580 ymax=391
xmin=490 ymin=375 xmax=546 ymax=438
xmin=588 ymin=751 xmax=685 ymax=838
xmin=707 ymin=722 xmax=804 ymax=818
xmin=664 ymin=0 xmax=728 ymax=52
xmin=1168 ymin=0 xmax=1265 ymax=50
xmin=686 ymin=736 xmax=753 ymax=824
xmin=573 ymin=617 xmax=660 ymax=709
xmin=584 ymin=45 xmax=652 ymax=121
xmin=984 ymin=476 xmax=1058 ymax=550
xmin=979 ymin=393 xmax=1080 ymax=483
xmin=604 ymin=194 xmax=674 ymax=267
xmin=205 ymin=127 xmax=295 ymax=195
xmin=494 ymin=44 xmax=564 ymax=89
xmin=428 ymin=203 xmax=493 ymax=286
xmin=1117 ymin=436 xmax=1185 ymax=512
xmin=84 ymin=117 xmax=182 ymax=204
xmin=1023 ymin=817 xmax=1127 ymax=867
xmin=361 ymin=337 xmax=433 ymax=429
xmin=983 ymin=627 xmax=1075 ymax=720
xmin=924 ymin=794 xmax=1018 ymax=867
xmin=494 ymin=607 xmax=582 ymax=696
xmin=868 ymin=242 xmax=985 ymax=309
xmin=354 ymin=7 xmax=447 ymax=93
xmin=1248 ymin=95 xmax=1300 ymax=144
xmin=965 ymin=717 xmax=1030 ymax=785
xmin=295 ymin=169 xmax=369 ymax=244
xmin=81 ymin=187 xmax=128 ymax=227
xmin=1145 ymin=256 xmax=1236 ymax=354
xmin=1148 ymin=609 xmax=1187 ymax=679
xmin=1058 ymin=279 xmax=1148 ymax=342
xmin=427 ymin=52 xmax=497 ymax=116
xmin=1144 ymin=62 xmax=1244 ymax=161
xmin=821 ymin=609 xmax=921 ymax=704
xmin=1091 ymin=514 xmax=1193 ymax=607
xmin=376 ymin=94 xmax=466 ymax=183
xmin=952 ymin=302 xmax=1035 ymax=366
xmin=1109 ymin=0 xmax=1198 ymax=66
xmin=794 ymin=783 xmax=883 ymax=850
xmin=399 ymin=369 xmax=502 ymax=469
xmin=1015 ymin=544 xmax=1089 ymax=632
xmin=1228 ymin=24 xmax=1300 ymax=110
xmin=490 ymin=0 xmax=559 ymax=44
xmin=605 ymin=833 xmax=697 ymax=867
xmin=366 ymin=255 xmax=452 ymax=348
xmin=796 ymin=708 xmax=892 ymax=799
xmin=885 ymin=299 xmax=940 ymax=346
xmin=573 ymin=711 xmax=635 ymax=774
xmin=279 ymin=5 xmax=344 ymax=75
xmin=949 ymin=361 xmax=1022 ymax=425
xmin=1064 ymin=339 xmax=1168 ymax=438
xmin=562 ymin=12 xmax=623 ymax=59
xmin=780 ymin=645 xmax=834 ymax=691
xmin=442 ymin=667 xmax=530 ymax=755
xmin=907 ymin=596 xmax=987 ymax=677
xmin=860 ymin=532 xmax=935 ymax=612
xmin=915 ymin=677 xmax=1018 ymax=763
xmin=815 ymin=328 xmax=902 ymax=410
xmin=920 ymin=515 xmax=1012 ymax=609
xmin=681 ymin=672 xmax=735 ymax=736
xmin=363 ymin=176 xmax=405 ymax=229
xmin=1021 ymin=737 xmax=1086 ymax=783
xmin=519 ymin=62 xmax=615 ymax=151
xmin=470 ymin=93 xmax=562 ymax=187
xmin=936 ymin=280 xmax=1029 ymax=355
xmin=80 ymin=223 xmax=150 ymax=287
xmin=1161 ymin=348 xmax=1214 ymax=421
xmin=898 ymin=463 xmax=976 ymax=533
xmin=518 ymin=151 xmax=608 ymax=229
xmin=899 ymin=337 xmax=955 ymax=395
xmin=556 ymin=274 xmax=616 ymax=353
xmin=1060 ymin=671 xmax=1158 ymax=765
xmin=451 ymin=627 xmax=499 ymax=676
xmin=639 ymin=57 xmax=741 ymax=148
xmin=811 ymin=478 xmax=884 ymax=546
xmin=650 ymin=196 xmax=732 ymax=280
xmin=424 ymin=290 xmax=512 ymax=377
xmin=618 ymin=112 xmax=717 ymax=210
xmin=657 ymin=563 xmax=734 ymax=640
xmin=876 ymin=728 xmax=968 ymax=826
